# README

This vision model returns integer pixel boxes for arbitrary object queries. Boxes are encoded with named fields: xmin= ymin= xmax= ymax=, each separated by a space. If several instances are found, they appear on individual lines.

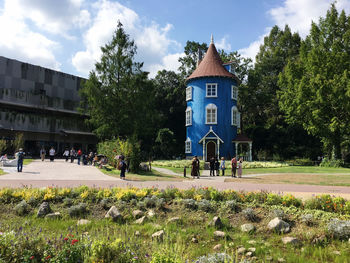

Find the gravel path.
xmin=1 ymin=160 xmax=350 ymax=199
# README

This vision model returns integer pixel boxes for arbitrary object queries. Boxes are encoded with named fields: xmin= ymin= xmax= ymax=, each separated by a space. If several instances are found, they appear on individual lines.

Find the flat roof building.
xmin=0 ymin=56 xmax=97 ymax=155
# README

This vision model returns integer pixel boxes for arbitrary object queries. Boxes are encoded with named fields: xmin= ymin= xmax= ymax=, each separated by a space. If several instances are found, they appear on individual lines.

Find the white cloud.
xmin=0 ymin=1 xmax=60 ymax=70
xmin=239 ymin=0 xmax=350 ymax=62
xmin=215 ymin=36 xmax=231 ymax=51
xmin=146 ymin=52 xmax=184 ymax=78
xmin=72 ymin=0 xmax=182 ymax=78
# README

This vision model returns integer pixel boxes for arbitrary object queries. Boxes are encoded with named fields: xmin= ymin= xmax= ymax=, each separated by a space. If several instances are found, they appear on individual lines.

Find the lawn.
xmin=100 ymin=166 xmax=188 ymax=181
xmin=242 ymin=166 xmax=350 ymax=175
xmin=0 ymin=168 xmax=4 ymax=175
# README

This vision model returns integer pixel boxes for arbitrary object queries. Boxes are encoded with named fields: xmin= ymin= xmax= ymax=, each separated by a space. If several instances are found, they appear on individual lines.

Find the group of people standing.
xmin=191 ymin=155 xmax=243 ymax=179
xmin=40 ymin=147 xmax=95 ymax=165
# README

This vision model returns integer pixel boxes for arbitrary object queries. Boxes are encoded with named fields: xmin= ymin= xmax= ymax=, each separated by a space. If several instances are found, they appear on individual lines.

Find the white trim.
xmin=231 ymin=85 xmax=238 ymax=100
xmin=199 ymin=126 xmax=224 ymax=143
xmin=231 ymin=106 xmax=239 ymax=126
xmin=186 ymin=86 xmax=192 ymax=101
xmin=206 ymin=83 xmax=217 ymax=98
xmin=206 ymin=103 xmax=217 ymax=124
xmin=185 ymin=138 xmax=192 ymax=153
xmin=185 ymin=106 xmax=192 ymax=126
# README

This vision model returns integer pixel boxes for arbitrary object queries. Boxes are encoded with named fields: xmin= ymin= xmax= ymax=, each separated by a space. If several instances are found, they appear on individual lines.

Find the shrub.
xmin=68 ymin=203 xmax=88 ymax=217
xmin=301 ymin=214 xmax=314 ymax=226
xmin=271 ymin=209 xmax=286 ymax=219
xmin=320 ymin=158 xmax=344 ymax=168
xmin=286 ymin=158 xmax=314 ymax=166
xmin=327 ymin=219 xmax=350 ymax=239
xmin=144 ymin=196 xmax=157 ymax=208
xmin=182 ymin=199 xmax=197 ymax=210
xmin=14 ymin=200 xmax=30 ymax=216
xmin=63 ymin=197 xmax=74 ymax=207
xmin=100 ymin=198 xmax=111 ymax=210
xmin=197 ymin=199 xmax=214 ymax=212
xmin=266 ymin=193 xmax=283 ymax=206
xmin=195 ymin=253 xmax=232 ymax=263
xmin=155 ymin=197 xmax=166 ymax=209
xmin=282 ymin=194 xmax=302 ymax=207
xmin=150 ymin=252 xmax=181 ymax=263
xmin=224 ymin=200 xmax=241 ymax=213
xmin=90 ymin=238 xmax=135 ymax=262
xmin=304 ymin=195 xmax=334 ymax=212
xmin=242 ymin=208 xmax=259 ymax=222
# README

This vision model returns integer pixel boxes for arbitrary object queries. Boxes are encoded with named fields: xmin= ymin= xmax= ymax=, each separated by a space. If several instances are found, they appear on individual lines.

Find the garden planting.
xmin=1 ymin=186 xmax=350 ymax=262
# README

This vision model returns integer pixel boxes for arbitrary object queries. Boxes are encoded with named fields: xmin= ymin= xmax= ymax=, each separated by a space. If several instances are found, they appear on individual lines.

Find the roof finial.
xmin=211 ymin=34 xmax=214 ymax=44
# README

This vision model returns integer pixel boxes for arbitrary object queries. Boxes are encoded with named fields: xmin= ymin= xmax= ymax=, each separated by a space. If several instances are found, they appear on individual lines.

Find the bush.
xmin=68 ymin=203 xmax=88 ymax=217
xmin=286 ymin=158 xmax=314 ymax=166
xmin=282 ymin=194 xmax=302 ymax=207
xmin=301 ymin=214 xmax=314 ymax=226
xmin=14 ymin=200 xmax=30 ymax=216
xmin=224 ymin=200 xmax=241 ymax=213
xmin=242 ymin=208 xmax=259 ymax=222
xmin=320 ymin=158 xmax=344 ymax=168
xmin=327 ymin=219 xmax=350 ymax=239
xmin=90 ymin=238 xmax=135 ymax=262
xmin=63 ymin=197 xmax=74 ymax=207
xmin=266 ymin=194 xmax=283 ymax=206
xmin=197 ymin=199 xmax=214 ymax=212
xmin=182 ymin=199 xmax=197 ymax=210
xmin=195 ymin=253 xmax=232 ymax=263
xmin=271 ymin=209 xmax=286 ymax=219
xmin=150 ymin=252 xmax=181 ymax=263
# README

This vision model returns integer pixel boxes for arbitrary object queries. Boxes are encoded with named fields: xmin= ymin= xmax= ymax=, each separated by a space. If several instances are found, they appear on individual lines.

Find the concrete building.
xmin=0 ymin=56 xmax=97 ymax=155
xmin=185 ymin=36 xmax=252 ymax=161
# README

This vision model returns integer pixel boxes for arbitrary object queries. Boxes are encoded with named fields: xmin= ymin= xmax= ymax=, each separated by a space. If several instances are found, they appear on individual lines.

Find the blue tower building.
xmin=185 ymin=36 xmax=252 ymax=161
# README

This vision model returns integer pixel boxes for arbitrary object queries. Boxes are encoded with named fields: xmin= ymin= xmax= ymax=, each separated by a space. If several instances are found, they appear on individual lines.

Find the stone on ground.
xmin=135 ymin=216 xmax=147 ymax=224
xmin=168 ymin=217 xmax=181 ymax=223
xmin=132 ymin=210 xmax=143 ymax=219
xmin=105 ymin=206 xmax=123 ymax=222
xmin=213 ymin=231 xmax=225 ymax=238
xmin=213 ymin=244 xmax=222 ymax=251
xmin=209 ymin=216 xmax=223 ymax=228
xmin=45 ymin=212 xmax=61 ymax=220
xmin=77 ymin=219 xmax=91 ymax=225
xmin=37 ymin=202 xmax=51 ymax=218
xmin=152 ymin=230 xmax=164 ymax=241
xmin=282 ymin=237 xmax=301 ymax=246
xmin=268 ymin=217 xmax=290 ymax=233
xmin=241 ymin=223 xmax=256 ymax=233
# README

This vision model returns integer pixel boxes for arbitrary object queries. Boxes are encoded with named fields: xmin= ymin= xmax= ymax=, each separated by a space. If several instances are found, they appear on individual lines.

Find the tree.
xmin=80 ymin=21 xmax=156 ymax=142
xmin=152 ymin=70 xmax=186 ymax=157
xmin=154 ymin=128 xmax=176 ymax=159
xmin=218 ymin=50 xmax=252 ymax=82
xmin=178 ymin=41 xmax=208 ymax=77
xmin=278 ymin=5 xmax=350 ymax=159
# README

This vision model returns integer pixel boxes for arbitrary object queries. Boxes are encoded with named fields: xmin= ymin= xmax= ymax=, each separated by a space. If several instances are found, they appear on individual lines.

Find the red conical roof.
xmin=187 ymin=42 xmax=236 ymax=81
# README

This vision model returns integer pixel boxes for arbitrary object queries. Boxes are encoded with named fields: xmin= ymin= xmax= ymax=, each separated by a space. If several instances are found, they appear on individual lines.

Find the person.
xmin=0 ymin=154 xmax=8 ymax=162
xmin=63 ymin=148 xmax=70 ymax=162
xmin=237 ymin=157 xmax=243 ymax=178
xmin=17 ymin=148 xmax=25 ymax=172
xmin=40 ymin=147 xmax=46 ymax=161
xmin=220 ymin=157 xmax=226 ymax=176
xmin=77 ymin=149 xmax=82 ymax=165
xmin=119 ymin=155 xmax=127 ymax=180
xmin=214 ymin=157 xmax=220 ymax=176
xmin=209 ymin=156 xmax=215 ymax=176
xmin=231 ymin=156 xmax=237 ymax=178
xmin=191 ymin=156 xmax=199 ymax=179
xmin=70 ymin=148 xmax=76 ymax=163
xmin=195 ymin=156 xmax=200 ymax=177
xmin=49 ymin=147 xmax=55 ymax=162
xmin=88 ymin=151 xmax=94 ymax=165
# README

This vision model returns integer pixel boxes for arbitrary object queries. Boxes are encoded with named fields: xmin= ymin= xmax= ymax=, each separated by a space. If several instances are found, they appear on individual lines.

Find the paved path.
xmin=1 ymin=160 xmax=350 ymax=199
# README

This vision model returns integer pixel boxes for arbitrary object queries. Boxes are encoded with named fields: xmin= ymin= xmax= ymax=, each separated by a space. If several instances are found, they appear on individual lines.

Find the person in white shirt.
xmin=63 ymin=149 xmax=70 ymax=162
xmin=49 ymin=147 xmax=56 ymax=162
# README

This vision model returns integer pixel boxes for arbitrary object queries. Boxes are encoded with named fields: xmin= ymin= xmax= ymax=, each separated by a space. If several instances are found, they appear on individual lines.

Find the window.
xmin=185 ymin=107 xmax=192 ymax=126
xmin=185 ymin=138 xmax=192 ymax=153
xmin=186 ymin=86 xmax=192 ymax=101
xmin=232 ymin=106 xmax=240 ymax=127
xmin=206 ymin=104 xmax=217 ymax=124
xmin=206 ymin=83 xmax=217 ymax=97
xmin=231 ymin=85 xmax=238 ymax=100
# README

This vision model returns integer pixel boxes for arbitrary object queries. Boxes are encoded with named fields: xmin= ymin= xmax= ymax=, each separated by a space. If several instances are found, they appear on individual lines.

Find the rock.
xmin=45 ymin=212 xmax=61 ymax=220
xmin=268 ymin=217 xmax=290 ymax=233
xmin=77 ymin=219 xmax=91 ymax=225
xmin=168 ymin=217 xmax=181 ymax=223
xmin=132 ymin=210 xmax=143 ymax=219
xmin=213 ymin=244 xmax=222 ymax=251
xmin=265 ymin=256 xmax=273 ymax=261
xmin=152 ymin=230 xmax=164 ymax=241
xmin=147 ymin=210 xmax=155 ymax=218
xmin=278 ymin=258 xmax=286 ymax=263
xmin=152 ymin=223 xmax=162 ymax=229
xmin=327 ymin=219 xmax=350 ymax=239
xmin=209 ymin=216 xmax=223 ymax=228
xmin=246 ymin=251 xmax=253 ymax=257
xmin=213 ymin=231 xmax=225 ymax=238
xmin=135 ymin=216 xmax=146 ymax=224
xmin=37 ymin=202 xmax=51 ymax=218
xmin=301 ymin=214 xmax=314 ymax=226
xmin=282 ymin=237 xmax=301 ymax=246
xmin=134 ymin=231 xmax=140 ymax=236
xmin=247 ymin=240 xmax=257 ymax=245
xmin=312 ymin=234 xmax=326 ymax=245
xmin=241 ymin=224 xmax=256 ymax=233
xmin=192 ymin=237 xmax=198 ymax=243
xmin=248 ymin=247 xmax=256 ymax=253
xmin=105 ymin=206 xmax=123 ymax=222
xmin=333 ymin=251 xmax=341 ymax=255
xmin=237 ymin=247 xmax=246 ymax=254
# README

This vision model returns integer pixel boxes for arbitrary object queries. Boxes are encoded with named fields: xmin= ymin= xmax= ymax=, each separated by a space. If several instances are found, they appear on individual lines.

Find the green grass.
xmin=100 ymin=166 xmax=187 ymax=181
xmin=23 ymin=158 xmax=34 ymax=165
xmin=0 ymin=168 xmax=4 ymax=175
xmin=243 ymin=166 xmax=350 ymax=174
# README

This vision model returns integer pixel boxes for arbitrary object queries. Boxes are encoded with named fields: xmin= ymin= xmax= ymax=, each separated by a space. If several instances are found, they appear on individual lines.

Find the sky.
xmin=1 ymin=0 xmax=350 ymax=79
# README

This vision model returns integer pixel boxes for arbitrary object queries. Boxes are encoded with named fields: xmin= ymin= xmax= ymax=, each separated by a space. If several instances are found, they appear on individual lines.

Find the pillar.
xmin=217 ymin=139 xmax=220 ymax=157
xmin=249 ymin=142 xmax=252 ymax=161
xmin=235 ymin=142 xmax=238 ymax=157
xmin=202 ymin=141 xmax=205 ymax=161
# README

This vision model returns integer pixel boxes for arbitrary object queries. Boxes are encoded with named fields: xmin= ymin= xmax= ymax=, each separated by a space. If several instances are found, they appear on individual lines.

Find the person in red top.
xmin=77 ymin=149 xmax=82 ymax=165
xmin=231 ymin=156 xmax=237 ymax=178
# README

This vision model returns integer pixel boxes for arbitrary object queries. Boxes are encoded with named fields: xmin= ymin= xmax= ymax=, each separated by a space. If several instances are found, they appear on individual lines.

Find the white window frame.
xmin=232 ymin=106 xmax=240 ymax=127
xmin=185 ymin=138 xmax=192 ymax=153
xmin=206 ymin=83 xmax=217 ymax=98
xmin=231 ymin=85 xmax=238 ymax=100
xmin=186 ymin=86 xmax=192 ymax=101
xmin=185 ymin=106 xmax=192 ymax=126
xmin=206 ymin=103 xmax=217 ymax=124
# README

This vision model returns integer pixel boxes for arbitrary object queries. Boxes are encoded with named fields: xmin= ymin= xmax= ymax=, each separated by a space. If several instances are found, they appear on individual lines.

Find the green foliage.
xmin=178 ymin=41 xmax=208 ymax=77
xmin=0 ymin=140 xmax=7 ymax=154
xmin=285 ymin=158 xmax=314 ymax=166
xmin=14 ymin=200 xmax=30 ymax=216
xmin=97 ymin=136 xmax=141 ymax=172
xmin=13 ymin=132 xmax=24 ymax=152
xmin=150 ymin=252 xmax=181 ymax=263
xmin=278 ymin=4 xmax=350 ymax=159
xmin=90 ymin=238 xmax=135 ymax=262
xmin=68 ymin=203 xmax=88 ymax=217
xmin=319 ymin=157 xmax=344 ymax=168
xmin=266 ymin=193 xmax=283 ymax=206
xmin=155 ymin=128 xmax=177 ymax=159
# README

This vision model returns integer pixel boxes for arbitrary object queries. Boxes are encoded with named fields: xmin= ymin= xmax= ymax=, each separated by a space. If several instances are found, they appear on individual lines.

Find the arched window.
xmin=206 ymin=103 xmax=217 ymax=124
xmin=185 ymin=138 xmax=192 ymax=153
xmin=185 ymin=107 xmax=192 ymax=126
xmin=232 ymin=106 xmax=240 ymax=127
xmin=231 ymin=85 xmax=238 ymax=100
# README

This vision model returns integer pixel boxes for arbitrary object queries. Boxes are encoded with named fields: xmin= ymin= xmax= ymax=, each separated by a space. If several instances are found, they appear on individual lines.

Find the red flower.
xmin=64 ymin=237 xmax=68 ymax=241
xmin=45 ymin=255 xmax=51 ymax=260
xmin=30 ymin=256 xmax=35 ymax=260
xmin=71 ymin=239 xmax=79 ymax=245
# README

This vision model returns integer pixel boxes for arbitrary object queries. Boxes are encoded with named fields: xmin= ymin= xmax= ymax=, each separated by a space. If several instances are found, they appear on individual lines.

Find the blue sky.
xmin=0 ymin=0 xmax=349 ymax=78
